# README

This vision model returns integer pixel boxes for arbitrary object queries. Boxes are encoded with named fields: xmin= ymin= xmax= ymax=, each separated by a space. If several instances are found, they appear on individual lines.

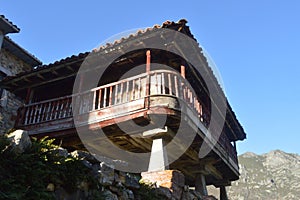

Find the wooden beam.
xmin=66 ymin=65 xmax=75 ymax=72
xmin=205 ymin=164 xmax=223 ymax=180
xmin=24 ymin=77 xmax=32 ymax=83
xmin=51 ymin=70 xmax=59 ymax=76
xmin=37 ymin=73 xmax=46 ymax=80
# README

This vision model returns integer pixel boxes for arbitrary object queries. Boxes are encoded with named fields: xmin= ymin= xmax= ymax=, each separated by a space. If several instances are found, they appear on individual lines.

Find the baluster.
xmin=109 ymin=86 xmax=113 ymax=106
xmin=182 ymin=84 xmax=186 ymax=100
xmin=178 ymin=77 xmax=183 ymax=99
xmin=89 ymin=92 xmax=93 ymax=112
xmin=138 ymin=78 xmax=141 ymax=98
xmin=93 ymin=90 xmax=97 ymax=110
xmin=60 ymin=100 xmax=65 ymax=118
xmin=62 ymin=99 xmax=67 ymax=118
xmin=63 ymin=99 xmax=68 ymax=118
xmin=120 ymin=82 xmax=123 ymax=103
xmin=32 ymin=105 xmax=38 ymax=124
xmin=98 ymin=89 xmax=102 ymax=109
xmin=53 ymin=101 xmax=59 ymax=119
xmin=41 ymin=103 xmax=47 ymax=122
xmin=114 ymin=84 xmax=118 ymax=104
xmin=174 ymin=75 xmax=179 ymax=97
xmin=55 ymin=100 xmax=60 ymax=119
xmin=39 ymin=103 xmax=45 ymax=122
xmin=30 ymin=105 xmax=35 ymax=124
xmin=46 ymin=102 xmax=51 ymax=121
xmin=126 ymin=80 xmax=129 ymax=102
xmin=24 ymin=107 xmax=30 ymax=125
xmin=67 ymin=98 xmax=72 ymax=117
xmin=131 ymin=80 xmax=135 ymax=101
xmin=168 ymin=73 xmax=172 ymax=95
xmin=103 ymin=87 xmax=107 ymax=107
xmin=58 ymin=100 xmax=64 ymax=118
xmin=162 ymin=73 xmax=165 ymax=94
xmin=154 ymin=72 xmax=158 ymax=94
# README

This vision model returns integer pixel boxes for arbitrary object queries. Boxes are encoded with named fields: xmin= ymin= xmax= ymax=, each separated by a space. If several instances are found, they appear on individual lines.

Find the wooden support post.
xmin=145 ymin=50 xmax=151 ymax=108
xmin=195 ymin=174 xmax=208 ymax=196
xmin=146 ymin=50 xmax=151 ymax=73
xmin=220 ymin=186 xmax=229 ymax=200
xmin=25 ymin=88 xmax=34 ymax=104
xmin=180 ymin=65 xmax=186 ymax=78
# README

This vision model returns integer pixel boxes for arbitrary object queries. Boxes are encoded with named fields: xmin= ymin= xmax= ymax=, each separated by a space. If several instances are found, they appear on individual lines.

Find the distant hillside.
xmin=208 ymin=150 xmax=300 ymax=200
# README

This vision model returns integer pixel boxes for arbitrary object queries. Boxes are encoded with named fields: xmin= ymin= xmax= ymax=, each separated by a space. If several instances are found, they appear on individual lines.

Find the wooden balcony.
xmin=15 ymin=69 xmax=238 ymax=183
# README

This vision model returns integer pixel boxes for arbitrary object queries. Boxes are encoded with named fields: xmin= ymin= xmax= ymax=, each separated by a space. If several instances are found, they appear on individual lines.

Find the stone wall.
xmin=0 ymin=49 xmax=32 ymax=134
xmin=0 ymin=49 xmax=32 ymax=74
xmin=4 ymin=130 xmax=219 ymax=200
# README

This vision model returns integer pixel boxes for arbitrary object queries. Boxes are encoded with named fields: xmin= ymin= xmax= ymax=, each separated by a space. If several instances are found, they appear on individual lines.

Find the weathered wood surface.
xmin=15 ymin=69 xmax=239 ymax=186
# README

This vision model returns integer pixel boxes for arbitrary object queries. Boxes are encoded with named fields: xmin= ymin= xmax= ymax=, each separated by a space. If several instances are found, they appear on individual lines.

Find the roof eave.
xmin=2 ymin=36 xmax=42 ymax=67
xmin=0 ymin=15 xmax=20 ymax=34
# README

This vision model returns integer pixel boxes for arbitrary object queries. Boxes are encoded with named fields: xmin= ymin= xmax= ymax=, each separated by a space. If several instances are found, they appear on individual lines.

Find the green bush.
xmin=0 ymin=136 xmax=96 ymax=200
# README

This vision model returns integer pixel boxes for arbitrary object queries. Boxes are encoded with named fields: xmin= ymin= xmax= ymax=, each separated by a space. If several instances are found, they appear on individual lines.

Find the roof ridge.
xmin=92 ymin=19 xmax=193 ymax=53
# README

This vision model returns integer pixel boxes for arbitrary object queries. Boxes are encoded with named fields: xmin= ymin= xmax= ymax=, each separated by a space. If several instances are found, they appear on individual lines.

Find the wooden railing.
xmin=16 ymin=69 xmax=237 ymax=165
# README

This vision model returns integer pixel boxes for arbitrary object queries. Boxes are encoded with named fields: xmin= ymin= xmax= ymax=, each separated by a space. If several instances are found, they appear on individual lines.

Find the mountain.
xmin=208 ymin=150 xmax=300 ymax=200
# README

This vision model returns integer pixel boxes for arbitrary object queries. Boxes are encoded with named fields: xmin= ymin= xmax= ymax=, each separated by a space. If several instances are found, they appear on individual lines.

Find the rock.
xmin=7 ymin=129 xmax=31 ymax=154
xmin=169 ymin=183 xmax=183 ymax=200
xmin=46 ymin=183 xmax=55 ymax=192
xmin=203 ymin=195 xmax=218 ymax=200
xmin=109 ymin=185 xmax=122 ymax=196
xmin=181 ymin=190 xmax=199 ymax=200
xmin=81 ymin=159 xmax=93 ymax=169
xmin=51 ymin=147 xmax=68 ymax=157
xmin=156 ymin=187 xmax=172 ymax=199
xmin=141 ymin=170 xmax=184 ymax=199
xmin=118 ymin=189 xmax=129 ymax=200
xmin=98 ymin=162 xmax=115 ymax=186
xmin=101 ymin=189 xmax=118 ymax=200
xmin=126 ymin=189 xmax=135 ymax=200
xmin=190 ymin=190 xmax=203 ymax=199
xmin=71 ymin=150 xmax=98 ymax=163
xmin=124 ymin=173 xmax=140 ymax=189
xmin=141 ymin=170 xmax=185 ymax=187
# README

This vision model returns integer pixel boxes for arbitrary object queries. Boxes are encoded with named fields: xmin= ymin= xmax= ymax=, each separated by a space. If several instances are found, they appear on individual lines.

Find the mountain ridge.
xmin=208 ymin=150 xmax=300 ymax=200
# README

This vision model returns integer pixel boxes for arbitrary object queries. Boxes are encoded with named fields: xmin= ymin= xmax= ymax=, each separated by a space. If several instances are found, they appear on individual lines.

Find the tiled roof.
xmin=0 ymin=15 xmax=20 ymax=34
xmin=2 ymin=19 xmax=193 ymax=81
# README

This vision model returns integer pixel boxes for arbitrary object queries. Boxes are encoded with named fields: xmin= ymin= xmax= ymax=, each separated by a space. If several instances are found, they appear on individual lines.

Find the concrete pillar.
xmin=220 ymin=186 xmax=228 ymax=200
xmin=148 ymin=138 xmax=169 ymax=172
xmin=195 ymin=174 xmax=208 ymax=196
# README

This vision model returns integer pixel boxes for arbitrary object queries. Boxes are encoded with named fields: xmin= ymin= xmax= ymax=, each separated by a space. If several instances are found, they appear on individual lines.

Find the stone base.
xmin=141 ymin=170 xmax=185 ymax=200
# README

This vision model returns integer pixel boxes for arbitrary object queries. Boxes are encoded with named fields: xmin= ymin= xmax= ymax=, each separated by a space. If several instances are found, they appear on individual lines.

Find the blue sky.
xmin=1 ymin=1 xmax=300 ymax=155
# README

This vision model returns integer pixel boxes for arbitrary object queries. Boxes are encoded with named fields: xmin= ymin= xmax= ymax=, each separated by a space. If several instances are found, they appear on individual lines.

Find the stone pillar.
xmin=195 ymin=173 xmax=208 ymax=196
xmin=142 ymin=127 xmax=169 ymax=172
xmin=148 ymin=138 xmax=169 ymax=172
xmin=220 ymin=186 xmax=228 ymax=200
